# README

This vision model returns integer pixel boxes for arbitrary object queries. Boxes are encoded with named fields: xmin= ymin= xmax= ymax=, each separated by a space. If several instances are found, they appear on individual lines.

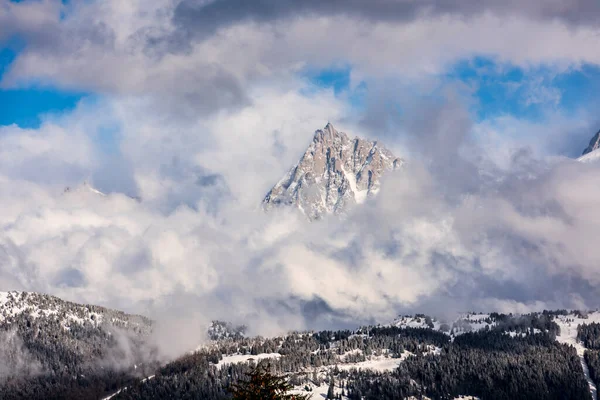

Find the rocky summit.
xmin=577 ymin=128 xmax=600 ymax=163
xmin=582 ymin=129 xmax=600 ymax=156
xmin=262 ymin=123 xmax=404 ymax=220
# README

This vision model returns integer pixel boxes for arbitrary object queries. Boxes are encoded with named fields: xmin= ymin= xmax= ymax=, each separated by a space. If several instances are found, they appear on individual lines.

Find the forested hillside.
xmin=2 ymin=292 xmax=600 ymax=400
xmin=0 ymin=292 xmax=158 ymax=400
xmin=115 ymin=313 xmax=592 ymax=400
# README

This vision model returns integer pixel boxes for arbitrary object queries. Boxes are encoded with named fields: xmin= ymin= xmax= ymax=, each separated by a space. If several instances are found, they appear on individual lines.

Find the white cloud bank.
xmin=1 ymin=87 xmax=600 ymax=341
xmin=1 ymin=0 xmax=600 ymax=346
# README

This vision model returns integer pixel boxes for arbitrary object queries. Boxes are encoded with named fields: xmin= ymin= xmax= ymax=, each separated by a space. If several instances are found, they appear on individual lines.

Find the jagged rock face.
xmin=582 ymin=130 xmax=600 ymax=156
xmin=263 ymin=123 xmax=404 ymax=220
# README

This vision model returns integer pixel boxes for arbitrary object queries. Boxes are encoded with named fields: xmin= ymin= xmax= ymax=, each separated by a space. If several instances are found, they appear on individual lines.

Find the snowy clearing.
xmin=555 ymin=312 xmax=600 ymax=400
xmin=214 ymin=353 xmax=282 ymax=369
xmin=336 ymin=353 xmax=412 ymax=372
xmin=291 ymin=381 xmax=350 ymax=400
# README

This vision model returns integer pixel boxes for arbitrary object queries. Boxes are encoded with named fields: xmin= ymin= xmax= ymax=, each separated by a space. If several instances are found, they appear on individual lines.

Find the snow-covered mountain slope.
xmin=102 ymin=309 xmax=595 ymax=399
xmin=262 ymin=123 xmax=404 ymax=220
xmin=392 ymin=313 xmax=496 ymax=336
xmin=582 ymin=130 xmax=600 ymax=156
xmin=0 ymin=291 xmax=158 ymax=399
xmin=63 ymin=181 xmax=107 ymax=197
xmin=62 ymin=181 xmax=142 ymax=202
xmin=0 ymin=291 xmax=151 ymax=330
xmin=578 ymin=129 xmax=600 ymax=163
xmin=555 ymin=311 xmax=600 ymax=400
xmin=579 ymin=148 xmax=600 ymax=163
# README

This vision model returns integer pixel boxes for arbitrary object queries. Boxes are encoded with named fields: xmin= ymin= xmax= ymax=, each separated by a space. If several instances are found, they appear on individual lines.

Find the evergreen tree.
xmin=231 ymin=364 xmax=311 ymax=400
xmin=326 ymin=375 xmax=335 ymax=399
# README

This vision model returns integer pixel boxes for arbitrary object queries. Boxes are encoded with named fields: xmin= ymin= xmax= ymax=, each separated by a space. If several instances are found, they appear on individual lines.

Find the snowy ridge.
xmin=582 ymin=130 xmax=600 ymax=156
xmin=578 ymin=128 xmax=600 ymax=163
xmin=578 ymin=148 xmax=600 ymax=163
xmin=0 ymin=291 xmax=150 ymax=332
xmin=263 ymin=123 xmax=404 ymax=219
xmin=214 ymin=353 xmax=282 ymax=370
xmin=390 ymin=310 xmax=600 ymax=400
xmin=392 ymin=313 xmax=496 ymax=336
xmin=62 ymin=181 xmax=142 ymax=202
xmin=63 ymin=181 xmax=107 ymax=197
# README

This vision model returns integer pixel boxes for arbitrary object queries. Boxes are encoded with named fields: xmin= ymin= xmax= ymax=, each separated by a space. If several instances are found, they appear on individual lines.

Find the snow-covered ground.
xmin=102 ymin=375 xmax=155 ymax=400
xmin=291 ymin=381 xmax=479 ymax=400
xmin=0 ymin=291 xmax=103 ymax=327
xmin=0 ymin=291 xmax=150 ymax=336
xmin=337 ymin=352 xmax=413 ymax=372
xmin=506 ymin=328 xmax=541 ymax=338
xmin=213 ymin=349 xmax=420 ymax=373
xmin=291 ymin=381 xmax=350 ymax=400
xmin=555 ymin=312 xmax=600 ymax=400
xmin=214 ymin=353 xmax=282 ymax=369
xmin=341 ymin=164 xmax=368 ymax=204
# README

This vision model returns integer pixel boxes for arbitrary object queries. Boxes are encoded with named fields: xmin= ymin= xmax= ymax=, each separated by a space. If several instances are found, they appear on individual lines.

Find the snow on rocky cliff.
xmin=578 ymin=129 xmax=600 ymax=163
xmin=262 ymin=123 xmax=404 ymax=219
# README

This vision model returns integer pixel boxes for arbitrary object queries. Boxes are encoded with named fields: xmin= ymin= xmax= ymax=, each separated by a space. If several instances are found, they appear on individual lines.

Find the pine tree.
xmin=230 ymin=364 xmax=311 ymax=400
xmin=326 ymin=375 xmax=335 ymax=399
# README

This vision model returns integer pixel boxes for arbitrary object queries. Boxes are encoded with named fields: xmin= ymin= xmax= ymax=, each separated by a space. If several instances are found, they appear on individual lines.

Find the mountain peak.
xmin=582 ymin=129 xmax=600 ymax=156
xmin=63 ymin=181 xmax=106 ymax=197
xmin=263 ymin=124 xmax=404 ymax=220
xmin=323 ymin=122 xmax=336 ymax=134
xmin=313 ymin=122 xmax=347 ymax=142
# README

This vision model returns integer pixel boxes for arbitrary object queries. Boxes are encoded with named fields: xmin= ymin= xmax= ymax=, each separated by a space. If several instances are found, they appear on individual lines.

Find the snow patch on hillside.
xmin=0 ymin=291 xmax=150 ymax=336
xmin=555 ymin=312 xmax=600 ymax=400
xmin=337 ymin=352 xmax=413 ymax=372
xmin=291 ymin=381 xmax=350 ymax=399
xmin=0 ymin=291 xmax=104 ymax=328
xmin=214 ymin=353 xmax=282 ymax=369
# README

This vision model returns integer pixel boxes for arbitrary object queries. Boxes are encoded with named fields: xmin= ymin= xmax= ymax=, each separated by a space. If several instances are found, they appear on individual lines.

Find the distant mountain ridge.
xmin=582 ymin=129 xmax=600 ymax=156
xmin=578 ymin=129 xmax=600 ymax=163
xmin=262 ymin=123 xmax=403 ymax=219
xmin=63 ymin=181 xmax=107 ymax=197
xmin=63 ymin=181 xmax=142 ymax=202
xmin=0 ymin=290 xmax=150 ymax=329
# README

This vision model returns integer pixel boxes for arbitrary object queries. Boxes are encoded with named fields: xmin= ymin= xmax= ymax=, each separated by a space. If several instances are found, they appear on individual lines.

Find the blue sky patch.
xmin=301 ymin=57 xmax=600 ymax=129
xmin=553 ymin=64 xmax=600 ymax=113
xmin=0 ymin=47 xmax=87 ymax=129
xmin=303 ymin=65 xmax=352 ymax=95
xmin=446 ymin=57 xmax=600 ymax=122
xmin=300 ymin=64 xmax=368 ymax=110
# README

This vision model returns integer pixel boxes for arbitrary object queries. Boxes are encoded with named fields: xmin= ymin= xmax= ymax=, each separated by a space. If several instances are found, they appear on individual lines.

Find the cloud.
xmin=1 ymin=0 xmax=600 ymax=356
xmin=172 ymin=0 xmax=600 ymax=40
xmin=2 ymin=0 xmax=600 ymax=117
xmin=0 ymin=329 xmax=43 ymax=379
xmin=0 ymin=84 xmax=600 ymax=350
xmin=0 ymin=122 xmax=96 ymax=185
